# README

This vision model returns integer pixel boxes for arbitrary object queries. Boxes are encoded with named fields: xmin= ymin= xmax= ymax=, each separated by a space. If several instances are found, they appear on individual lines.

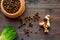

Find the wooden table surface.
xmin=0 ymin=0 xmax=60 ymax=40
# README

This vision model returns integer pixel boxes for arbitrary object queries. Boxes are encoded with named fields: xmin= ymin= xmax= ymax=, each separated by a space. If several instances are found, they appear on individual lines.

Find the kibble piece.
xmin=24 ymin=29 xmax=30 ymax=35
xmin=33 ymin=16 xmax=37 ymax=22
xmin=38 ymin=29 xmax=41 ymax=31
xmin=27 ymin=34 xmax=30 ymax=37
xmin=29 ymin=22 xmax=33 ymax=27
xmin=30 ymin=31 xmax=33 ymax=33
xmin=45 ymin=15 xmax=51 ymax=27
xmin=18 ymin=26 xmax=22 ymax=29
xmin=21 ymin=38 xmax=24 ymax=40
xmin=28 ymin=16 xmax=33 ymax=21
xmin=35 ymin=31 xmax=38 ymax=34
xmin=18 ymin=24 xmax=23 ymax=29
xmin=25 ymin=17 xmax=29 ymax=22
xmin=39 ymin=21 xmax=45 ymax=26
xmin=23 ymin=23 xmax=26 ymax=25
xmin=44 ymin=27 xmax=49 ymax=33
xmin=19 ymin=17 xmax=24 ymax=23
xmin=35 ymin=13 xmax=39 ymax=16
xmin=33 ymin=13 xmax=40 ymax=22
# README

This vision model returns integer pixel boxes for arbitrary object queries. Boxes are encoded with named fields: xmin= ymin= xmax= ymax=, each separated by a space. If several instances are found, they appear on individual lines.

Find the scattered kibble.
xmin=33 ymin=16 xmax=37 ymax=22
xmin=17 ymin=13 xmax=41 ymax=36
xmin=28 ymin=16 xmax=33 ymax=21
xmin=18 ymin=13 xmax=40 ymax=29
xmin=33 ymin=13 xmax=40 ymax=22
xmin=18 ymin=24 xmax=24 ymax=29
xmin=22 ymin=22 xmax=26 ymax=25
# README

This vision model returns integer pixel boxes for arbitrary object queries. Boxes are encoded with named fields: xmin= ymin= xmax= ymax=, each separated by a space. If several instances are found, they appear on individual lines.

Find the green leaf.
xmin=0 ymin=25 xmax=17 ymax=40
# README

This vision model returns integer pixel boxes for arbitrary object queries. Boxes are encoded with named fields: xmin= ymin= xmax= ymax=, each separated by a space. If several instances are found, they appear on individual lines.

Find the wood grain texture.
xmin=0 ymin=0 xmax=60 ymax=40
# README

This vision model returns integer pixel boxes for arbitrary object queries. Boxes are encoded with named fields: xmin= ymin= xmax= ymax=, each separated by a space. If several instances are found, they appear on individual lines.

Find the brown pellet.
xmin=35 ymin=13 xmax=39 ymax=16
xmin=27 ymin=34 xmax=30 ymax=37
xmin=24 ymin=29 xmax=30 ymax=35
xmin=18 ymin=26 xmax=22 ymax=29
xmin=30 ymin=31 xmax=33 ymax=33
xmin=19 ymin=17 xmax=24 ymax=23
xmin=29 ymin=22 xmax=33 ymax=27
xmin=35 ymin=31 xmax=38 ymax=34
xmin=18 ymin=24 xmax=23 ymax=29
xmin=38 ymin=29 xmax=41 ymax=31
xmin=25 ymin=17 xmax=29 ymax=22
xmin=28 ymin=16 xmax=33 ymax=21
xmin=22 ymin=22 xmax=26 ymax=25
xmin=21 ymin=38 xmax=24 ymax=40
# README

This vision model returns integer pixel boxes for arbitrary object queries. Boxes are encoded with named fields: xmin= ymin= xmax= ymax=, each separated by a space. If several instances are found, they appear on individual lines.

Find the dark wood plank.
xmin=0 ymin=0 xmax=60 ymax=40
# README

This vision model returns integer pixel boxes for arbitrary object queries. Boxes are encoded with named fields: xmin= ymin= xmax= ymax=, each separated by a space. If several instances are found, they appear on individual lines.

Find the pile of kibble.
xmin=18 ymin=13 xmax=41 ymax=38
xmin=3 ymin=0 xmax=20 ymax=13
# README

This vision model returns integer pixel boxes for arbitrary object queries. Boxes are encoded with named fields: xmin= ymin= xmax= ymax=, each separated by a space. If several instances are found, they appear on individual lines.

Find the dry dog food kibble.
xmin=3 ymin=0 xmax=20 ymax=13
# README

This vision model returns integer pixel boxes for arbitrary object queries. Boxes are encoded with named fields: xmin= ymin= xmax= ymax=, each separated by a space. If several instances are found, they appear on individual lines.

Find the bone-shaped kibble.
xmin=45 ymin=15 xmax=50 ymax=27
xmin=39 ymin=15 xmax=50 ymax=33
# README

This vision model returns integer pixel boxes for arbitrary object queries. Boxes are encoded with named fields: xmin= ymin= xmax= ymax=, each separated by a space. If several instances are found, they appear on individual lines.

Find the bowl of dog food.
xmin=1 ymin=0 xmax=25 ymax=18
